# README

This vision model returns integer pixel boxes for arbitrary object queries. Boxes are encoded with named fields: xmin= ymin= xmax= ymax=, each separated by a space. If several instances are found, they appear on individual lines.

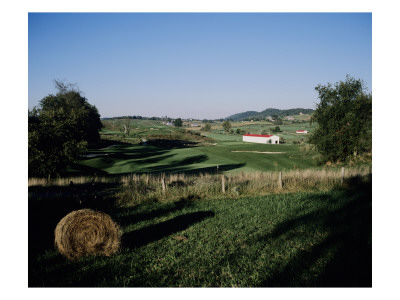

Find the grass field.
xmin=70 ymin=118 xmax=323 ymax=177
xmin=100 ymin=117 xmax=316 ymax=145
xmin=28 ymin=174 xmax=371 ymax=287
xmin=28 ymin=117 xmax=372 ymax=287
xmin=69 ymin=142 xmax=318 ymax=175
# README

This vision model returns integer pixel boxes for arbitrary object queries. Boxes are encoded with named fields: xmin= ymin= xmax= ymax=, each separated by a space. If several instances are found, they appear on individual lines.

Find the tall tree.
xmin=202 ymin=123 xmax=212 ymax=132
xmin=28 ymin=80 xmax=102 ymax=177
xmin=222 ymin=120 xmax=232 ymax=133
xmin=173 ymin=118 xmax=183 ymax=127
xmin=309 ymin=75 xmax=372 ymax=164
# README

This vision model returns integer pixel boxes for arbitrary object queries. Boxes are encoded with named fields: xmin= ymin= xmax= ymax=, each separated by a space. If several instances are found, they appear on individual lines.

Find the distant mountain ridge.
xmin=226 ymin=108 xmax=314 ymax=121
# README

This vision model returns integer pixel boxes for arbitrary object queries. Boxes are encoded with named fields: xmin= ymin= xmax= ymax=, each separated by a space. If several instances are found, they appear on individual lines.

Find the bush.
xmin=270 ymin=126 xmax=281 ymax=133
xmin=236 ymin=128 xmax=243 ymax=135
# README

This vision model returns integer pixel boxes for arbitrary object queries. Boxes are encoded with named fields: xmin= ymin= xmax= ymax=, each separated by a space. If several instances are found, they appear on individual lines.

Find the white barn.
xmin=242 ymin=134 xmax=280 ymax=144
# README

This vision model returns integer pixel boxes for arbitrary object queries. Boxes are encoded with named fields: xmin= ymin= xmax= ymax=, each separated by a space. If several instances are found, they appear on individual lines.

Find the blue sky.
xmin=28 ymin=13 xmax=372 ymax=119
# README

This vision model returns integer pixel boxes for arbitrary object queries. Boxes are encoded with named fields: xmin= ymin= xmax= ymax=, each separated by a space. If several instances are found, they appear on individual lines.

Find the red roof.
xmin=243 ymin=134 xmax=273 ymax=138
xmin=296 ymin=130 xmax=307 ymax=132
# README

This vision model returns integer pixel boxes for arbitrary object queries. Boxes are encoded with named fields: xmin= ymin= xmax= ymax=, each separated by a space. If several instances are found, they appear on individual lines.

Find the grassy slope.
xmin=101 ymin=117 xmax=315 ymax=142
xmin=70 ymin=118 xmax=319 ymax=176
xmin=29 ymin=117 xmax=371 ymax=287
xmin=73 ymin=141 xmax=316 ymax=175
xmin=29 ymin=176 xmax=371 ymax=287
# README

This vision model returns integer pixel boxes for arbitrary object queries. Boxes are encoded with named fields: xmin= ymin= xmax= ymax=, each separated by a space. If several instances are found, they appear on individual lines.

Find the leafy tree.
xmin=309 ymin=75 xmax=372 ymax=164
xmin=173 ymin=118 xmax=183 ymax=127
xmin=273 ymin=116 xmax=283 ymax=125
xmin=28 ymin=80 xmax=102 ymax=177
xmin=236 ymin=128 xmax=243 ymax=135
xmin=270 ymin=126 xmax=281 ymax=133
xmin=222 ymin=120 xmax=232 ymax=132
xmin=202 ymin=123 xmax=212 ymax=132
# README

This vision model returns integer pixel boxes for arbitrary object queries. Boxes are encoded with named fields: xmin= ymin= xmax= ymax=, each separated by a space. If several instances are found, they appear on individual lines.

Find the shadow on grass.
xmin=71 ymin=144 xmax=246 ymax=176
xmin=28 ymin=181 xmax=121 ymax=260
xmin=70 ymin=148 xmax=173 ymax=175
xmin=145 ymin=139 xmax=199 ymax=148
xmin=256 ymin=174 xmax=372 ymax=287
xmin=29 ymin=169 xmax=371 ymax=287
xmin=140 ymin=162 xmax=246 ymax=175
xmin=122 ymin=211 xmax=215 ymax=249
xmin=115 ymin=197 xmax=196 ymax=227
xmin=28 ymin=188 xmax=209 ymax=287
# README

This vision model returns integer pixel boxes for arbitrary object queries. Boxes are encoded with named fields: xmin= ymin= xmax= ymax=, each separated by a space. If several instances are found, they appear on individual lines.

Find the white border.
xmin=2 ymin=1 xmax=399 ymax=299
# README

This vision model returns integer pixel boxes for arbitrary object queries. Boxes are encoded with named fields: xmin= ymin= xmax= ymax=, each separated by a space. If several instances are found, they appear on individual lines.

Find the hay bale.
xmin=54 ymin=209 xmax=121 ymax=260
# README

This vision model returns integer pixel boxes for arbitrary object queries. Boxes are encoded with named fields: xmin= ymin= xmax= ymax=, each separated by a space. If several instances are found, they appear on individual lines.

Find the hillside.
xmin=226 ymin=108 xmax=314 ymax=121
xmin=224 ymin=111 xmax=259 ymax=121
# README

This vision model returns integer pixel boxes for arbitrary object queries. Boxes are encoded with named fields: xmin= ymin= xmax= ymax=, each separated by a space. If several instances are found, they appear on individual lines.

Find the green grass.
xmin=29 ymin=118 xmax=371 ymax=287
xmin=69 ymin=140 xmax=321 ymax=176
xmin=100 ymin=118 xmax=316 ymax=144
xmin=93 ymin=118 xmax=320 ymax=176
xmin=28 ymin=175 xmax=371 ymax=287
xmin=202 ymin=132 xmax=242 ymax=142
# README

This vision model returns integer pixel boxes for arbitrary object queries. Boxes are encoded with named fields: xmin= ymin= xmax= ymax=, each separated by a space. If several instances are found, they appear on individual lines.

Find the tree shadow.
xmin=145 ymin=139 xmax=199 ymax=148
xmin=65 ymin=144 xmax=180 ymax=175
xmin=256 ymin=175 xmax=372 ymax=287
xmin=72 ymin=148 xmax=173 ymax=173
xmin=115 ymin=197 xmax=195 ymax=227
xmin=140 ymin=162 xmax=246 ymax=175
xmin=139 ymin=154 xmax=208 ymax=173
xmin=122 ymin=211 xmax=215 ymax=249
xmin=68 ymin=141 xmax=248 ymax=176
xmin=65 ymin=162 xmax=110 ymax=176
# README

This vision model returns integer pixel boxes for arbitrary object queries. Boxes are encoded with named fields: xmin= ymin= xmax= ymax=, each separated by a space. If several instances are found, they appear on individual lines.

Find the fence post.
xmin=161 ymin=176 xmax=166 ymax=195
xmin=278 ymin=171 xmax=283 ymax=189
xmin=341 ymin=167 xmax=345 ymax=185
xmin=221 ymin=175 xmax=225 ymax=193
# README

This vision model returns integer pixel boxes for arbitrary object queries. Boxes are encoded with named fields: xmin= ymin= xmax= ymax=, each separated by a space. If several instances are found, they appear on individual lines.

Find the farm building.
xmin=296 ymin=130 xmax=308 ymax=134
xmin=243 ymin=134 xmax=280 ymax=144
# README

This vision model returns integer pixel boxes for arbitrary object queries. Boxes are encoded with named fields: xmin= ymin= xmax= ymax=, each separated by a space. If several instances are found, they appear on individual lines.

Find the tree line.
xmin=226 ymin=108 xmax=315 ymax=121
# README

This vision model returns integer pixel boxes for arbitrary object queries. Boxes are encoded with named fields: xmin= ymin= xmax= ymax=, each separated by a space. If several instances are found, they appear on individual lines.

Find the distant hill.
xmin=225 ymin=111 xmax=259 ymax=121
xmin=226 ymin=108 xmax=314 ymax=121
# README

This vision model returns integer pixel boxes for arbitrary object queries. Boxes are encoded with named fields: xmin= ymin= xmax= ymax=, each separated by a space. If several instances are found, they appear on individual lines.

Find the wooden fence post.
xmin=221 ymin=175 xmax=225 ymax=193
xmin=278 ymin=171 xmax=283 ymax=189
xmin=341 ymin=167 xmax=345 ymax=185
xmin=161 ymin=176 xmax=166 ymax=195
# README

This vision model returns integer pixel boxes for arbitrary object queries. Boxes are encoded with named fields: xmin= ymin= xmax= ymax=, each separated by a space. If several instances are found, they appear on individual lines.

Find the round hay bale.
xmin=54 ymin=209 xmax=121 ymax=260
